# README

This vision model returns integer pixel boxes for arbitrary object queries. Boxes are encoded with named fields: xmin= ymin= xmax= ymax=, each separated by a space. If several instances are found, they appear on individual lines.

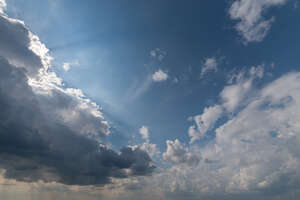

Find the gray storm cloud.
xmin=0 ymin=10 xmax=154 ymax=186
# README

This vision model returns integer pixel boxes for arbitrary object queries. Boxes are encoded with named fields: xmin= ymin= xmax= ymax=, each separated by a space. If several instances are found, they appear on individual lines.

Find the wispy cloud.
xmin=229 ymin=0 xmax=288 ymax=43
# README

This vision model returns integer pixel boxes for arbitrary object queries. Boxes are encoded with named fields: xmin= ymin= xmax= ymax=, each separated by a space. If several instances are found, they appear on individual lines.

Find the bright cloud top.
xmin=152 ymin=69 xmax=168 ymax=82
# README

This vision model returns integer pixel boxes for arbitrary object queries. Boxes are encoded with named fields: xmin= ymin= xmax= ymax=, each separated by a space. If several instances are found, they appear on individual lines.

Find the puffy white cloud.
xmin=220 ymin=78 xmax=253 ymax=112
xmin=136 ymin=126 xmax=160 ymax=159
xmin=189 ymin=105 xmax=223 ymax=143
xmin=163 ymin=139 xmax=200 ymax=167
xmin=139 ymin=142 xmax=160 ymax=158
xmin=152 ymin=69 xmax=168 ymax=82
xmin=62 ymin=60 xmax=79 ymax=71
xmin=229 ymin=0 xmax=288 ymax=43
xmin=221 ymin=65 xmax=264 ymax=112
xmin=189 ymin=66 xmax=264 ymax=143
xmin=139 ymin=126 xmax=150 ymax=141
xmin=0 ymin=0 xmax=6 ymax=14
xmin=200 ymin=57 xmax=218 ymax=78
xmin=157 ymin=71 xmax=300 ymax=199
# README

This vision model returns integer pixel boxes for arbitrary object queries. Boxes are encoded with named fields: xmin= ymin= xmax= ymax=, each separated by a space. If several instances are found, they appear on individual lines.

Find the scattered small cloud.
xmin=152 ymin=69 xmax=168 ymax=82
xmin=150 ymin=48 xmax=166 ymax=62
xmin=200 ymin=57 xmax=218 ymax=78
xmin=139 ymin=126 xmax=150 ymax=141
xmin=62 ymin=60 xmax=79 ymax=71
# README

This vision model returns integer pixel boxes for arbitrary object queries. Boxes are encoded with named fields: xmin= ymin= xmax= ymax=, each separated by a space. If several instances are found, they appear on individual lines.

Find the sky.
xmin=1 ymin=0 xmax=300 ymax=199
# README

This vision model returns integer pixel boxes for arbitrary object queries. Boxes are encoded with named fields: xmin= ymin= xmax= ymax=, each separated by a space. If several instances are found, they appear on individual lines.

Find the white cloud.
xmin=189 ymin=105 xmax=223 ymax=143
xmin=150 ymin=48 xmax=166 ymax=62
xmin=152 ymin=69 xmax=168 ymax=82
xmin=132 ymin=71 xmax=300 ymax=200
xmin=221 ymin=65 xmax=264 ymax=112
xmin=139 ymin=126 xmax=150 ymax=141
xmin=63 ymin=62 xmax=71 ymax=71
xmin=163 ymin=139 xmax=200 ymax=167
xmin=0 ymin=0 xmax=6 ymax=14
xmin=229 ymin=0 xmax=288 ymax=43
xmin=200 ymin=57 xmax=218 ymax=78
xmin=62 ymin=61 xmax=79 ymax=71
xmin=139 ymin=142 xmax=160 ymax=158
xmin=220 ymin=78 xmax=252 ymax=112
xmin=189 ymin=66 xmax=265 ymax=143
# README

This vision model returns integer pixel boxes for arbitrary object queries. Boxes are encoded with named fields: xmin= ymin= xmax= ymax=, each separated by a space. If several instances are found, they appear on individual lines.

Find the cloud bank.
xmin=0 ymin=6 xmax=154 ymax=186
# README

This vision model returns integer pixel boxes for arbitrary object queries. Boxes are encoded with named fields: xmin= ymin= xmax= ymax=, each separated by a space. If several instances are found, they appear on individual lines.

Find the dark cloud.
xmin=0 ymin=10 xmax=154 ymax=186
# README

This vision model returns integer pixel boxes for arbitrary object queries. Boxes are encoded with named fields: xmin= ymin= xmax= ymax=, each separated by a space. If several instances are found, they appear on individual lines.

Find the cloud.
xmin=189 ymin=66 xmax=264 ymax=143
xmin=163 ymin=139 xmax=200 ymax=167
xmin=152 ymin=69 xmax=168 ymax=82
xmin=153 ymin=70 xmax=300 ymax=199
xmin=150 ymin=48 xmax=166 ymax=62
xmin=229 ymin=0 xmax=288 ymax=43
xmin=62 ymin=60 xmax=79 ymax=71
xmin=0 ymin=8 xmax=154 ymax=186
xmin=200 ymin=57 xmax=218 ymax=78
xmin=221 ymin=65 xmax=264 ymax=112
xmin=188 ymin=105 xmax=223 ymax=143
xmin=0 ymin=0 xmax=6 ymax=14
xmin=135 ymin=126 xmax=160 ymax=159
xmin=139 ymin=126 xmax=150 ymax=141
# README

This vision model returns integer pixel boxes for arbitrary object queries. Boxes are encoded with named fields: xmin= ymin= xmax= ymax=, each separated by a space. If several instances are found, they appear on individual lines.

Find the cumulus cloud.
xmin=229 ymin=0 xmax=288 ymax=43
xmin=221 ymin=65 xmax=264 ymax=112
xmin=136 ymin=126 xmax=160 ymax=159
xmin=0 ymin=8 xmax=154 ymax=186
xmin=152 ymin=69 xmax=168 ymax=82
xmin=188 ymin=105 xmax=223 ymax=143
xmin=200 ymin=57 xmax=218 ymax=78
xmin=152 ymin=70 xmax=300 ymax=199
xmin=139 ymin=126 xmax=150 ymax=141
xmin=188 ymin=66 xmax=264 ymax=143
xmin=163 ymin=139 xmax=200 ymax=167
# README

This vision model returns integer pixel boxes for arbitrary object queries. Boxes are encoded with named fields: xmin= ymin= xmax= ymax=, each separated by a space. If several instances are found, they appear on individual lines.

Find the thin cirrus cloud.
xmin=229 ymin=0 xmax=288 ymax=43
xmin=0 ymin=5 xmax=155 ymax=186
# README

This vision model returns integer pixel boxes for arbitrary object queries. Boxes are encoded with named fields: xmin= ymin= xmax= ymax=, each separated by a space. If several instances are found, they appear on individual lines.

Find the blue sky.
xmin=6 ymin=0 xmax=300 ymax=148
xmin=1 ymin=0 xmax=300 ymax=199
